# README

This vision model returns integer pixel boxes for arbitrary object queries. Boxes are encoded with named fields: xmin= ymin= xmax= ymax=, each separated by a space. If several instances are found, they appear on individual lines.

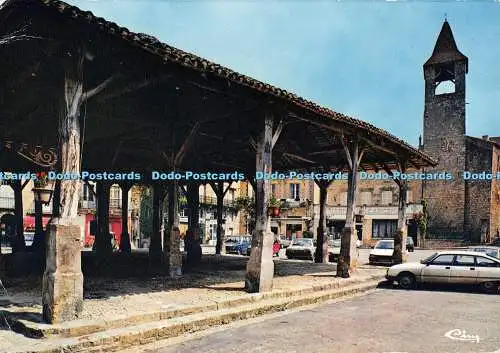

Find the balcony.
xmin=326 ymin=203 xmax=423 ymax=218
xmin=79 ymin=199 xmax=96 ymax=210
xmin=0 ymin=196 xmax=14 ymax=210
xmin=199 ymin=196 xmax=235 ymax=208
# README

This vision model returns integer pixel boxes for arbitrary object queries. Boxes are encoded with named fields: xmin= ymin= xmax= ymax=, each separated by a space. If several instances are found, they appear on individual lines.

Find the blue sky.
xmin=66 ymin=0 xmax=500 ymax=146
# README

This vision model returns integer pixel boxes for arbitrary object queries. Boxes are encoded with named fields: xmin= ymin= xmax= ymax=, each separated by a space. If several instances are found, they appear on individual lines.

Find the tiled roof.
xmin=424 ymin=20 xmax=468 ymax=70
xmin=4 ymin=0 xmax=436 ymax=166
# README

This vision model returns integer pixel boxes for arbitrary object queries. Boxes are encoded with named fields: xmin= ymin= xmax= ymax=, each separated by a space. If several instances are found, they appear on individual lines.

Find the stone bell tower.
xmin=422 ymin=20 xmax=468 ymax=238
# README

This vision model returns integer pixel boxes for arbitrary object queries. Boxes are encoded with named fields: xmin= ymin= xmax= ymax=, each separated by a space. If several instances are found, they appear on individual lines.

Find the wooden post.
xmin=314 ymin=179 xmax=331 ymax=263
xmin=11 ymin=179 xmax=25 ymax=252
xmin=211 ymin=182 xmax=232 ymax=255
xmin=245 ymin=107 xmax=274 ymax=293
xmin=149 ymin=184 xmax=163 ymax=266
xmin=337 ymin=136 xmax=363 ymax=278
xmin=42 ymin=48 xmax=85 ymax=323
xmin=166 ymin=181 xmax=182 ymax=277
xmin=119 ymin=183 xmax=132 ymax=254
xmin=96 ymin=181 xmax=112 ymax=258
xmin=187 ymin=182 xmax=200 ymax=240
xmin=392 ymin=161 xmax=408 ymax=265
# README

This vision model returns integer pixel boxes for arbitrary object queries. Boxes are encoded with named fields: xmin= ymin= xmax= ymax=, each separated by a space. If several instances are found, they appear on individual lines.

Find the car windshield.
xmin=375 ymin=241 xmax=394 ymax=249
xmin=421 ymin=253 xmax=438 ymax=263
xmin=292 ymin=239 xmax=311 ymax=246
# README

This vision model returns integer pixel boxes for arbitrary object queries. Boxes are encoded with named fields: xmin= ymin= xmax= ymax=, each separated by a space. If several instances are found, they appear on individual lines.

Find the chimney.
xmin=482 ymin=135 xmax=489 ymax=140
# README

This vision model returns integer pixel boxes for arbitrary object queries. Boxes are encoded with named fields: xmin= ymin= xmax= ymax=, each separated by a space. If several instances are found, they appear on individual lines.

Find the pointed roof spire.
xmin=424 ymin=20 xmax=468 ymax=71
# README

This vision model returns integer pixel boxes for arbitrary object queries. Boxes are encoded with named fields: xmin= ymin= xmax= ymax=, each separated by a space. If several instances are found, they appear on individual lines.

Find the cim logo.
xmin=444 ymin=329 xmax=480 ymax=343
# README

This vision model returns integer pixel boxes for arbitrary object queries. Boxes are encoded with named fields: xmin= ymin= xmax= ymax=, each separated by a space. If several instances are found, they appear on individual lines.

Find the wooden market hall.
xmin=0 ymin=0 xmax=436 ymax=324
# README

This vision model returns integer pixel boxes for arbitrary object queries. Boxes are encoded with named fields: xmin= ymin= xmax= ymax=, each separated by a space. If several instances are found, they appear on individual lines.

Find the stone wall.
xmin=489 ymin=145 xmax=500 ymax=242
xmin=465 ymin=137 xmax=493 ymax=242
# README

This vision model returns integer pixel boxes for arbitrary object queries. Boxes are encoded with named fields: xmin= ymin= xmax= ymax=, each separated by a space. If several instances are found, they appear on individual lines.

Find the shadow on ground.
xmin=0 ymin=251 xmax=340 ymax=305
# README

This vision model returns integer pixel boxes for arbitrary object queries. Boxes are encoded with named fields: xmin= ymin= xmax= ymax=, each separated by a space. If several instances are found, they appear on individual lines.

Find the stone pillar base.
xmin=245 ymin=229 xmax=274 ymax=293
xmin=42 ymin=223 xmax=83 ymax=324
xmin=169 ymin=227 xmax=182 ymax=278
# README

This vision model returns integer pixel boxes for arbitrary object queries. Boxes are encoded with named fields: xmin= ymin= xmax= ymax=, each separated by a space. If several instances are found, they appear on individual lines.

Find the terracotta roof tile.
xmin=4 ymin=0 xmax=437 ymax=166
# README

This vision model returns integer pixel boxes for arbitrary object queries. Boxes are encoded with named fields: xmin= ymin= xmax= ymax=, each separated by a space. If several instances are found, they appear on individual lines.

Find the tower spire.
xmin=424 ymin=20 xmax=468 ymax=72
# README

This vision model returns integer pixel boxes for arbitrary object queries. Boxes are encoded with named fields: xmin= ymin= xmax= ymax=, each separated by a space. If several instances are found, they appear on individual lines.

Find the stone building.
xmin=420 ymin=20 xmax=500 ymax=243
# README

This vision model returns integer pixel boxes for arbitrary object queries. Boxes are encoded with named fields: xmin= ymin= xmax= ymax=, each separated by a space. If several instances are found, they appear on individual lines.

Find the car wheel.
xmin=398 ymin=272 xmax=416 ymax=290
xmin=480 ymin=281 xmax=499 ymax=294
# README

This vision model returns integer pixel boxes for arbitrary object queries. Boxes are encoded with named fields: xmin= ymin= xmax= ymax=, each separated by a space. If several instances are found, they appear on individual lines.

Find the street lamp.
xmin=32 ymin=175 xmax=55 ymax=205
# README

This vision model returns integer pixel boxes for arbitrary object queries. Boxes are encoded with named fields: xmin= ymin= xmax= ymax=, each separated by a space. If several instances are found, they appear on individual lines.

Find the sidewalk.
xmin=0 ymin=255 xmax=385 ymax=352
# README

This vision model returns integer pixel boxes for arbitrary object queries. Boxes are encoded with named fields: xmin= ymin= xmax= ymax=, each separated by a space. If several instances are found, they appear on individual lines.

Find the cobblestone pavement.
xmin=145 ymin=285 xmax=500 ymax=353
xmin=0 ymin=255 xmax=382 ymax=322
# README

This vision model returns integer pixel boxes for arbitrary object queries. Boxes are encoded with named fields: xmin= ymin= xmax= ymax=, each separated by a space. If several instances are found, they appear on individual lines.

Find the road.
xmin=142 ymin=286 xmax=500 ymax=353
xmin=203 ymin=245 xmax=438 ymax=266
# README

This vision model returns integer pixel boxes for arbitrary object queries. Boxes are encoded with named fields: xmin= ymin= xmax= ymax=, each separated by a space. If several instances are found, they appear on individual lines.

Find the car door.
xmin=475 ymin=255 xmax=500 ymax=284
xmin=449 ymin=254 xmax=478 ymax=284
xmin=421 ymin=254 xmax=455 ymax=283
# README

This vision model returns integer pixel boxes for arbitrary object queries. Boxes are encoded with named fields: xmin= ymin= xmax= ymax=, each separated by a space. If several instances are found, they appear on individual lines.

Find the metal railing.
xmin=326 ymin=203 xmax=423 ymax=217
xmin=0 ymin=197 xmax=15 ymax=210
xmin=199 ymin=196 xmax=235 ymax=208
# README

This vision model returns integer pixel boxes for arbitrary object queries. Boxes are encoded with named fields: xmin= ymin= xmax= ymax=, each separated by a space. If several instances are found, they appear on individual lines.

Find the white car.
xmin=386 ymin=250 xmax=500 ymax=293
xmin=369 ymin=239 xmax=407 ymax=266
xmin=285 ymin=238 xmax=315 ymax=261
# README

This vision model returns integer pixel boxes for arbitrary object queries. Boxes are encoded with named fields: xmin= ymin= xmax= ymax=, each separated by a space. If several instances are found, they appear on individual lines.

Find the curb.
xmin=12 ymin=279 xmax=381 ymax=353
xmin=5 ymin=274 xmax=383 ymax=340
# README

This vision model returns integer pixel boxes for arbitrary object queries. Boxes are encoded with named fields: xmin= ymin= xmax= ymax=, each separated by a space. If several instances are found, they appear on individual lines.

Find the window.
xmin=476 ymin=257 xmax=499 ymax=268
xmin=406 ymin=190 xmax=413 ymax=203
xmin=431 ymin=255 xmax=455 ymax=266
xmin=372 ymin=220 xmax=397 ymax=239
xmin=435 ymin=80 xmax=455 ymax=95
xmin=82 ymin=183 xmax=94 ymax=201
xmin=359 ymin=191 xmax=372 ymax=205
xmin=290 ymin=183 xmax=300 ymax=200
xmin=340 ymin=192 xmax=347 ymax=206
xmin=381 ymin=190 xmax=393 ymax=205
xmin=453 ymin=255 xmax=475 ymax=266
xmin=271 ymin=184 xmax=276 ymax=197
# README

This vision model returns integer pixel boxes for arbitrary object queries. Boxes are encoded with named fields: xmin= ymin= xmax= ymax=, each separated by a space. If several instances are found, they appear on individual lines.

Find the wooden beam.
xmin=175 ymin=122 xmax=200 ymax=166
xmin=281 ymin=152 xmax=316 ymax=164
xmin=82 ymin=75 xmax=117 ymax=102
xmin=272 ymin=118 xmax=284 ymax=148
xmin=341 ymin=135 xmax=353 ymax=170
xmin=95 ymin=75 xmax=172 ymax=102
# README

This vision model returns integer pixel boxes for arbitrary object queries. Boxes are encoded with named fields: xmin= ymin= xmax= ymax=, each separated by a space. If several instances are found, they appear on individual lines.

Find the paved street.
xmin=143 ymin=286 xmax=500 ymax=353
xmin=210 ymin=246 xmax=438 ymax=266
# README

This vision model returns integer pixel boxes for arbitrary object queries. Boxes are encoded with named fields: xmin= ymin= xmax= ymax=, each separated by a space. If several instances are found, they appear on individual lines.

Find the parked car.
xmin=279 ymin=235 xmax=292 ymax=248
xmin=369 ymin=240 xmax=396 ymax=265
xmin=328 ymin=239 xmax=341 ymax=262
xmin=386 ymin=250 xmax=500 ymax=293
xmin=466 ymin=246 xmax=500 ymax=259
xmin=24 ymin=232 xmax=34 ymax=247
xmin=286 ymin=238 xmax=315 ymax=261
xmin=225 ymin=236 xmax=251 ymax=255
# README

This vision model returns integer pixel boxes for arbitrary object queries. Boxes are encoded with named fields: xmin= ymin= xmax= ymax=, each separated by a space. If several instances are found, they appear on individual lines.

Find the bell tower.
xmin=422 ymin=20 xmax=468 ymax=238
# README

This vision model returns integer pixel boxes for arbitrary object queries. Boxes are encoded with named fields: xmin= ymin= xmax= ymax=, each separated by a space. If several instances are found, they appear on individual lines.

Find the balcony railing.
xmin=326 ymin=203 xmax=423 ymax=218
xmin=199 ymin=196 xmax=235 ymax=208
xmin=0 ymin=197 xmax=14 ymax=210
xmin=79 ymin=199 xmax=97 ymax=210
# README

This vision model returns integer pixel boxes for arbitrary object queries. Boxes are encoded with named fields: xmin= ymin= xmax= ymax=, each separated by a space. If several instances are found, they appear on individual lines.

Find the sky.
xmin=62 ymin=0 xmax=500 ymax=146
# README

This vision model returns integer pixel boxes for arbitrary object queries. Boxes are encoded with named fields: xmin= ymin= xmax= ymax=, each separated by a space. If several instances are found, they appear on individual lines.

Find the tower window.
xmin=435 ymin=80 xmax=455 ymax=95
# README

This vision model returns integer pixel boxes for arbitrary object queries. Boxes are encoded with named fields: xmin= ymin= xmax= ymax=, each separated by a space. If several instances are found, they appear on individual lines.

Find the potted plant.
xmin=268 ymin=196 xmax=281 ymax=217
xmin=32 ymin=172 xmax=54 ymax=205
